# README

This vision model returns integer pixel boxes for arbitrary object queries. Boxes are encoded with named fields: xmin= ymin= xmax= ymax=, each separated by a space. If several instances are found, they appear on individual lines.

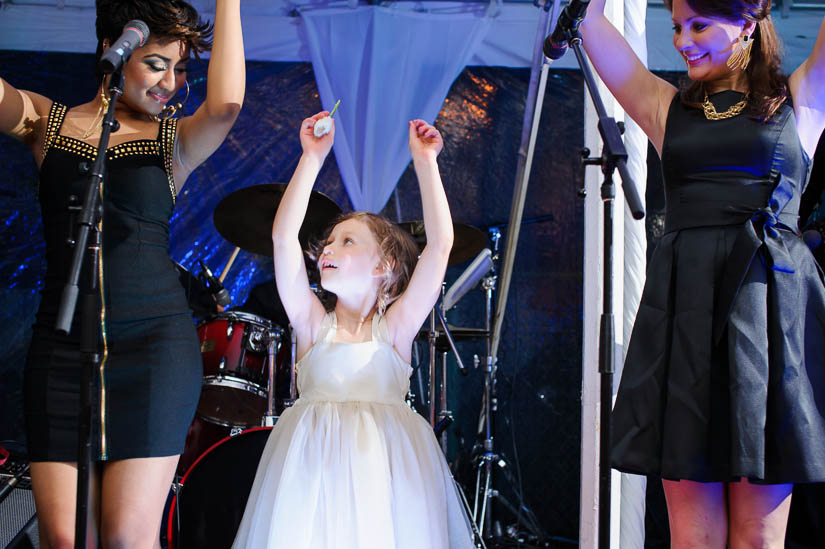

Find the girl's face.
xmin=116 ymin=38 xmax=190 ymax=116
xmin=670 ymin=0 xmax=753 ymax=84
xmin=318 ymin=218 xmax=384 ymax=297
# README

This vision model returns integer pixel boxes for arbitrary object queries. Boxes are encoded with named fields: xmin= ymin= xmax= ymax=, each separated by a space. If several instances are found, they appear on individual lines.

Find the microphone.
xmin=442 ymin=248 xmax=493 ymax=311
xmin=543 ymin=0 xmax=591 ymax=60
xmin=199 ymin=260 xmax=231 ymax=307
xmin=98 ymin=20 xmax=150 ymax=74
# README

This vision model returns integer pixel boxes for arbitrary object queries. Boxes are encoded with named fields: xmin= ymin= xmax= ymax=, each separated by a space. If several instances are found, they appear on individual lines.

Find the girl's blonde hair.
xmin=308 ymin=212 xmax=420 ymax=315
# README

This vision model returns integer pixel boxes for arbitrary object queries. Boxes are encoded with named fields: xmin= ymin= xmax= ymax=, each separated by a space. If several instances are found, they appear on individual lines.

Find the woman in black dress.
xmin=580 ymin=0 xmax=824 ymax=546
xmin=0 ymin=0 xmax=244 ymax=546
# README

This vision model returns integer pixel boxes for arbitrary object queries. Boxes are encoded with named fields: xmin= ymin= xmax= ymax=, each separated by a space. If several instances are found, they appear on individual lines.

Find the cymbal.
xmin=397 ymin=221 xmax=487 ymax=266
xmin=214 ymin=184 xmax=342 ymax=256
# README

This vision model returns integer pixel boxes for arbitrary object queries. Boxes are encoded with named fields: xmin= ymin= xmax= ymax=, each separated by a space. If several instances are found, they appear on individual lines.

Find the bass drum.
xmin=167 ymin=427 xmax=272 ymax=549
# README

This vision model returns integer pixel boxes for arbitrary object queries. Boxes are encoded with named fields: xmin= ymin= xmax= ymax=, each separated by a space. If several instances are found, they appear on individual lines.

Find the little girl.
xmin=232 ymin=112 xmax=475 ymax=549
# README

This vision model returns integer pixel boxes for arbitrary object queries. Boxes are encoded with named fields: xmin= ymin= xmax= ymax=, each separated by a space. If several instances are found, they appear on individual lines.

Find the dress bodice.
xmin=296 ymin=312 xmax=413 ymax=405
xmin=35 ymin=102 xmax=189 ymax=324
xmin=661 ymin=91 xmax=810 ymax=234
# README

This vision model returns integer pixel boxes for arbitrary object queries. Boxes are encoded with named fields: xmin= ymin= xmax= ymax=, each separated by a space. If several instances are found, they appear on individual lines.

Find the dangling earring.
xmin=153 ymin=81 xmax=190 ymax=121
xmin=81 ymin=84 xmax=111 ymax=139
xmin=726 ymin=34 xmax=753 ymax=71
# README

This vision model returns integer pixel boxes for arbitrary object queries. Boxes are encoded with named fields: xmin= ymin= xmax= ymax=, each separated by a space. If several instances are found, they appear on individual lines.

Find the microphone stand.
xmin=561 ymin=23 xmax=645 ymax=549
xmin=55 ymin=67 xmax=124 ymax=549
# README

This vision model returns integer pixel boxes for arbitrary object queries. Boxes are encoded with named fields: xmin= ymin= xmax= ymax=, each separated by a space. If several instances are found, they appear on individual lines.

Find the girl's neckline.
xmin=331 ymin=311 xmax=375 ymax=344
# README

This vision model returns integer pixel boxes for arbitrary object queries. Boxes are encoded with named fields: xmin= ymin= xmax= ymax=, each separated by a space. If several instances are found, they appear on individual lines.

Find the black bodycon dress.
xmin=24 ymin=102 xmax=202 ymax=462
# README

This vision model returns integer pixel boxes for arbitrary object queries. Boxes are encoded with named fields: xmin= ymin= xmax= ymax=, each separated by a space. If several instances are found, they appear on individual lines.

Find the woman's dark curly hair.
xmin=664 ymin=0 xmax=788 ymax=121
xmin=307 ymin=212 xmax=420 ymax=316
xmin=95 ymin=0 xmax=213 ymax=80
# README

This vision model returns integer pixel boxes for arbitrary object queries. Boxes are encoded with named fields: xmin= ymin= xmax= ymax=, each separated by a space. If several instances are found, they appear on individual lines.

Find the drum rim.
xmin=201 ymin=375 xmax=267 ymax=397
xmin=197 ymin=310 xmax=282 ymax=331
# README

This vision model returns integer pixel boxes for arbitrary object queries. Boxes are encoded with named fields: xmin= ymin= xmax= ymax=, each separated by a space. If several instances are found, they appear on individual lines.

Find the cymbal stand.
xmin=471 ymin=229 xmax=545 ymax=542
xmin=262 ymin=330 xmax=283 ymax=426
xmin=288 ymin=326 xmax=298 ymax=403
xmin=427 ymin=286 xmax=468 ymax=450
xmin=473 ymin=267 xmax=496 ymax=537
xmin=428 ymin=305 xmax=438 ymax=428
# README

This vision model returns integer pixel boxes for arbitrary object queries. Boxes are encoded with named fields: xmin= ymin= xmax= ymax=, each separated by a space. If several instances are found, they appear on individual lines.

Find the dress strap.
xmin=159 ymin=118 xmax=178 ymax=205
xmin=42 ymin=102 xmax=67 ymax=162
xmin=372 ymin=314 xmax=388 ymax=343
xmin=318 ymin=311 xmax=337 ymax=343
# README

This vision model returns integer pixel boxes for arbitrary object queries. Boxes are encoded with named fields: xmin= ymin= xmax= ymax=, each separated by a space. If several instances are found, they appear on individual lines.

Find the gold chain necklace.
xmin=81 ymin=86 xmax=111 ymax=139
xmin=702 ymin=93 xmax=748 ymax=120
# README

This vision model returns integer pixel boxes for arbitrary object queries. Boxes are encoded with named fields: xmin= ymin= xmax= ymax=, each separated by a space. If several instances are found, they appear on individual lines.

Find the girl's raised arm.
xmin=788 ymin=16 xmax=825 ymax=158
xmin=174 ymin=0 xmax=245 ymax=186
xmin=1 ymin=77 xmax=52 ymax=159
xmin=386 ymin=120 xmax=454 ymax=355
xmin=579 ymin=0 xmax=676 ymax=154
xmin=272 ymin=112 xmax=331 ymax=357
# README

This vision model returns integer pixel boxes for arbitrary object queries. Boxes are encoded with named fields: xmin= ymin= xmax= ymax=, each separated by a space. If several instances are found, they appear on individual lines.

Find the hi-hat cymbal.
xmin=397 ymin=221 xmax=487 ymax=266
xmin=214 ymin=184 xmax=342 ymax=256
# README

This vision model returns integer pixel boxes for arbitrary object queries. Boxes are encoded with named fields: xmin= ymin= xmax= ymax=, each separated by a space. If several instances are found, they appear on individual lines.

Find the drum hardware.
xmin=175 ymin=261 xmax=217 ymax=320
xmin=290 ymin=326 xmax=297 ymax=401
xmin=469 ymin=229 xmax=544 ymax=543
xmin=262 ymin=329 xmax=282 ymax=427
xmin=279 ymin=325 xmax=299 ymax=409
xmin=199 ymin=259 xmax=231 ymax=308
xmin=423 ymin=248 xmax=494 ymax=454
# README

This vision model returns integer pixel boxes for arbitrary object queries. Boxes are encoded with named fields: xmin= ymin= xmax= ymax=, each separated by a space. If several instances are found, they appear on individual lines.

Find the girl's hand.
xmin=409 ymin=119 xmax=443 ymax=161
xmin=300 ymin=111 xmax=334 ymax=161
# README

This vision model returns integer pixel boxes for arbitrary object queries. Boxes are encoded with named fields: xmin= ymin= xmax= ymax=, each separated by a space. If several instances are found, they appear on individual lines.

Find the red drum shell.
xmin=196 ymin=311 xmax=284 ymax=426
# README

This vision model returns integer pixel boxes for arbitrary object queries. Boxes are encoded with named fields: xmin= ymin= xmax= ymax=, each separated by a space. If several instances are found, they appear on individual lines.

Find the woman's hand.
xmin=300 ymin=111 xmax=334 ymax=162
xmin=409 ymin=119 xmax=443 ymax=162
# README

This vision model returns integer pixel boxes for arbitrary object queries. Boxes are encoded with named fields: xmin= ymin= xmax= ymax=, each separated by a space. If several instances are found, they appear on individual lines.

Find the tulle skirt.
xmin=232 ymin=399 xmax=475 ymax=549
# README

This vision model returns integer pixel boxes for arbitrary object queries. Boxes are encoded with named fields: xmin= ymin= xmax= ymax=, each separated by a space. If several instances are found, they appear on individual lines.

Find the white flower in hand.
xmin=314 ymin=99 xmax=340 ymax=138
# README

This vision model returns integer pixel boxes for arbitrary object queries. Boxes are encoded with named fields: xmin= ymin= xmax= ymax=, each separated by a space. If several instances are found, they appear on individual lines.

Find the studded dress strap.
xmin=41 ymin=102 xmax=67 ymax=163
xmin=159 ymin=118 xmax=178 ymax=205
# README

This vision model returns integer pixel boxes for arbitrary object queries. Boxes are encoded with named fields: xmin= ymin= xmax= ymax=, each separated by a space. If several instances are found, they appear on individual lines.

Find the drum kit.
xmin=166 ymin=183 xmax=496 ymax=548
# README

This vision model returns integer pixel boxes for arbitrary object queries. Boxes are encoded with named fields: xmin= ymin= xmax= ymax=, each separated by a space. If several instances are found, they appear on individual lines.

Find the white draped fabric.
xmin=579 ymin=0 xmax=649 ymax=547
xmin=619 ymin=0 xmax=650 ymax=547
xmin=301 ymin=6 xmax=490 ymax=212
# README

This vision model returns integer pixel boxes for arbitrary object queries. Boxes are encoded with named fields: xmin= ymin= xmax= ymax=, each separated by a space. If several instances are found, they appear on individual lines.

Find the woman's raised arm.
xmin=174 ymin=0 xmax=245 ymax=185
xmin=579 ymin=0 xmax=677 ymax=154
xmin=788 ymin=15 xmax=825 ymax=158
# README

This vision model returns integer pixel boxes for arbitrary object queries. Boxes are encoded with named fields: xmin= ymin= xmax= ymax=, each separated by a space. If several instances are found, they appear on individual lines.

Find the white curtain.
xmin=301 ymin=5 xmax=490 ymax=212
xmin=620 ymin=0 xmax=650 ymax=547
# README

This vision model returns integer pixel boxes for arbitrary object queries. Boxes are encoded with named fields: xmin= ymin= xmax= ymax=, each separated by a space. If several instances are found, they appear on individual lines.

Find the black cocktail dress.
xmin=24 ymin=102 xmax=202 ymax=461
xmin=613 ymin=91 xmax=825 ymax=484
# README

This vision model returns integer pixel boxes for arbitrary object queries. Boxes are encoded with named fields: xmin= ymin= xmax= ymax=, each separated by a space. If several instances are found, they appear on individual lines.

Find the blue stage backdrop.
xmin=0 ymin=51 xmax=585 ymax=543
xmin=4 ymin=50 xmax=824 ymax=549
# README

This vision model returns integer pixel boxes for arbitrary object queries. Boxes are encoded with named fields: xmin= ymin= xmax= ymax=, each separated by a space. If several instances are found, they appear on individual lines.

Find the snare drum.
xmin=197 ymin=311 xmax=283 ymax=426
